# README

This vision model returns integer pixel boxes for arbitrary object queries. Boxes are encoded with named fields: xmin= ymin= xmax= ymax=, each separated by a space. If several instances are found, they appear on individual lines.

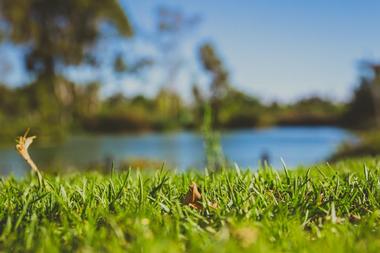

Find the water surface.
xmin=0 ymin=127 xmax=353 ymax=176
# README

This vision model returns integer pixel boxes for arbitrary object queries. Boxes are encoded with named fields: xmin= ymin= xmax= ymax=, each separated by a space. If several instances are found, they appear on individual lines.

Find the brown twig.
xmin=16 ymin=129 xmax=43 ymax=187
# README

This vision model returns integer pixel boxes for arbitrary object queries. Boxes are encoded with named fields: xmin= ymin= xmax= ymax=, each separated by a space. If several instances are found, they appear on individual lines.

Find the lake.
xmin=0 ymin=127 xmax=353 ymax=176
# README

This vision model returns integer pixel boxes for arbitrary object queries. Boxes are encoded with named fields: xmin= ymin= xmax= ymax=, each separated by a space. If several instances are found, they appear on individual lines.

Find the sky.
xmin=1 ymin=1 xmax=380 ymax=103
xmin=123 ymin=0 xmax=380 ymax=102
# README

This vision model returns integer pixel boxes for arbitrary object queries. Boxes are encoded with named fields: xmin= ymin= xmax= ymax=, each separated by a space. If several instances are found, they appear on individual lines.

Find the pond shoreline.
xmin=0 ymin=127 xmax=354 ymax=176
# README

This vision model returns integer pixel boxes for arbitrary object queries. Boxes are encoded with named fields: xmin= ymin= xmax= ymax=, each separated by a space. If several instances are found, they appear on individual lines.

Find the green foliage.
xmin=0 ymin=0 xmax=134 ymax=141
xmin=330 ymin=130 xmax=380 ymax=161
xmin=0 ymin=0 xmax=132 ymax=77
xmin=343 ymin=64 xmax=380 ymax=129
xmin=343 ymin=78 xmax=377 ymax=129
xmin=217 ymin=90 xmax=263 ymax=128
xmin=0 ymin=79 xmax=347 ymax=142
xmin=276 ymin=96 xmax=344 ymax=126
xmin=1 ymin=159 xmax=380 ymax=252
xmin=0 ymin=78 xmax=102 ymax=142
xmin=81 ymin=90 xmax=194 ymax=133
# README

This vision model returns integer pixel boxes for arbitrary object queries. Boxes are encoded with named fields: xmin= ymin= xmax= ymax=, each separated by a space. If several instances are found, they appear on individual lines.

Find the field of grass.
xmin=1 ymin=159 xmax=380 ymax=252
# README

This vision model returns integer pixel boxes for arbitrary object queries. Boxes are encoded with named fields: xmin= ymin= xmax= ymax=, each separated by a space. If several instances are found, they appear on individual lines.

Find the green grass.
xmin=1 ymin=159 xmax=380 ymax=252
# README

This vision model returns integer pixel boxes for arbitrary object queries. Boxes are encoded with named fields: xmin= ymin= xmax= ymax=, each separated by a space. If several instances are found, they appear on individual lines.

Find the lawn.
xmin=1 ymin=159 xmax=380 ymax=252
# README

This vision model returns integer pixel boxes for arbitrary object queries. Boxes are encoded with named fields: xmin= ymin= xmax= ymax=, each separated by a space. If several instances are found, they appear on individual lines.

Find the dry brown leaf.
xmin=349 ymin=214 xmax=361 ymax=223
xmin=182 ymin=182 xmax=218 ymax=210
xmin=16 ymin=129 xmax=43 ymax=186
xmin=183 ymin=182 xmax=203 ymax=209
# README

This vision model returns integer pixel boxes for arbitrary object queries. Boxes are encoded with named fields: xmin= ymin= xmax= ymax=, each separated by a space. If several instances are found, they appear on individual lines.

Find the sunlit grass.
xmin=1 ymin=159 xmax=380 ymax=252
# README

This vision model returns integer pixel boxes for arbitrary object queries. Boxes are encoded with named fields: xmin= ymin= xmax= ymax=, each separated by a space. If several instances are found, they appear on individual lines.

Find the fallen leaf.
xmin=182 ymin=182 xmax=218 ymax=210
xmin=349 ymin=214 xmax=361 ymax=223
xmin=183 ymin=182 xmax=203 ymax=210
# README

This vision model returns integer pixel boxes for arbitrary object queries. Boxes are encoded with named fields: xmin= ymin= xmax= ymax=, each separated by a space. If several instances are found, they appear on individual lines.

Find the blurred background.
xmin=0 ymin=0 xmax=379 ymax=175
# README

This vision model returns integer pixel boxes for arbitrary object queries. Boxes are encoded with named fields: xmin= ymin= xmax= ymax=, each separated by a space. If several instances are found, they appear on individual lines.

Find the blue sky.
xmin=124 ymin=0 xmax=380 ymax=102
xmin=1 ymin=1 xmax=380 ymax=103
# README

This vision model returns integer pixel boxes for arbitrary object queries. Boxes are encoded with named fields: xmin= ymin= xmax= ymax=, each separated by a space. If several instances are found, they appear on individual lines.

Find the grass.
xmin=1 ymin=159 xmax=380 ymax=252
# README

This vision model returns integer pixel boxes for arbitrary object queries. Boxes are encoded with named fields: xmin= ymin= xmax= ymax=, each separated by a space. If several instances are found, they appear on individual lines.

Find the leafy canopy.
xmin=0 ymin=0 xmax=133 ymax=77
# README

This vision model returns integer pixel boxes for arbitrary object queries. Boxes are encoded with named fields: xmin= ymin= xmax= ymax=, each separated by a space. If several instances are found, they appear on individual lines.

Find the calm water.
xmin=0 ymin=127 xmax=353 ymax=176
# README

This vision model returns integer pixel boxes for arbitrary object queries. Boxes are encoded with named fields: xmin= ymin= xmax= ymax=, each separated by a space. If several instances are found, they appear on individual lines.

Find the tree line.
xmin=0 ymin=0 xmax=378 ymax=143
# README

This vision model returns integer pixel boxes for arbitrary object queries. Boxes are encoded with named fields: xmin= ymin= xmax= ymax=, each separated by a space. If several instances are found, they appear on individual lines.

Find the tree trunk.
xmin=372 ymin=85 xmax=380 ymax=128
xmin=372 ymin=66 xmax=380 ymax=128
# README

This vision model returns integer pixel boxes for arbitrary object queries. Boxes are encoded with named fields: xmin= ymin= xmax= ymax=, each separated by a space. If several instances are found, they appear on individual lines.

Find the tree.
xmin=191 ymin=84 xmax=205 ymax=124
xmin=0 ymin=0 xmax=133 ymax=139
xmin=371 ymin=65 xmax=380 ymax=127
xmin=0 ymin=0 xmax=133 ymax=83
xmin=344 ymin=74 xmax=377 ymax=129
xmin=199 ymin=43 xmax=231 ymax=126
